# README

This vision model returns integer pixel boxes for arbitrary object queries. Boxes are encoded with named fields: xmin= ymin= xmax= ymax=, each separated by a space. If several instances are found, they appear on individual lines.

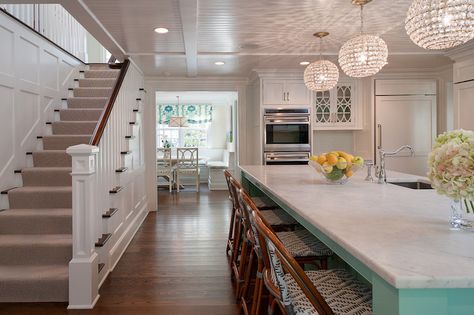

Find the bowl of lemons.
xmin=308 ymin=151 xmax=364 ymax=184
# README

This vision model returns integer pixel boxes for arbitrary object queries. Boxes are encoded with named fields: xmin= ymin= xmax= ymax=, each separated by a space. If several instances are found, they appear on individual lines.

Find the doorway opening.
xmin=155 ymin=91 xmax=238 ymax=192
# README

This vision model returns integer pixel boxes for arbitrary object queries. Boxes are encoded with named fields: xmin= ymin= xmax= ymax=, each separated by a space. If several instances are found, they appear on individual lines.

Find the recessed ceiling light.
xmin=154 ymin=27 xmax=169 ymax=34
xmin=214 ymin=61 xmax=225 ymax=66
xmin=300 ymin=61 xmax=310 ymax=66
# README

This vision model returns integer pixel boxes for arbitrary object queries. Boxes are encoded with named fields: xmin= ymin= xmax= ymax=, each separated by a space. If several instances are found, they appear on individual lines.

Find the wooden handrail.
xmin=90 ymin=59 xmax=131 ymax=145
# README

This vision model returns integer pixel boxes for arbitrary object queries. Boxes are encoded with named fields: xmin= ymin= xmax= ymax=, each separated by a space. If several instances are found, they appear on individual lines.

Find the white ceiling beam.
xmin=178 ymin=0 xmax=198 ymax=77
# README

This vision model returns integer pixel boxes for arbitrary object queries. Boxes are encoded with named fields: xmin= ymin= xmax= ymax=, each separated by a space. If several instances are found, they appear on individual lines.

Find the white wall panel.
xmin=17 ymin=36 xmax=40 ymax=85
xmin=0 ymin=85 xmax=14 ymax=178
xmin=17 ymin=90 xmax=40 ymax=146
xmin=0 ymin=26 xmax=14 ymax=77
xmin=0 ymin=12 xmax=82 ymax=193
xmin=42 ymin=50 xmax=59 ymax=91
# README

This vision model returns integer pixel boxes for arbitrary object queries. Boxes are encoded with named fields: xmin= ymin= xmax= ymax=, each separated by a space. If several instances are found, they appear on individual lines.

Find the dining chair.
xmin=253 ymin=209 xmax=373 ymax=315
xmin=176 ymin=147 xmax=200 ymax=192
xmin=157 ymin=147 xmax=174 ymax=192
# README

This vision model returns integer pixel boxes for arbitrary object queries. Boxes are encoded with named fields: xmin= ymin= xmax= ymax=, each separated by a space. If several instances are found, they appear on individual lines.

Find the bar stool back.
xmin=253 ymin=211 xmax=372 ymax=315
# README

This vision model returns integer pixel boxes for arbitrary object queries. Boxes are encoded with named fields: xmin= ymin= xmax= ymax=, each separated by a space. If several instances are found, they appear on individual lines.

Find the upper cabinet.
xmin=313 ymin=81 xmax=361 ymax=130
xmin=262 ymin=79 xmax=311 ymax=105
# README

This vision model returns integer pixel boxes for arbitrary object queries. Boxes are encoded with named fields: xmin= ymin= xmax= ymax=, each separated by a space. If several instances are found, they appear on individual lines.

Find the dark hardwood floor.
xmin=0 ymin=185 xmax=239 ymax=315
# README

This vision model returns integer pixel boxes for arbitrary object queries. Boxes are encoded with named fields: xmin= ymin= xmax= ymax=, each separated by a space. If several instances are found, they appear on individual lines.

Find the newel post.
xmin=67 ymin=144 xmax=100 ymax=309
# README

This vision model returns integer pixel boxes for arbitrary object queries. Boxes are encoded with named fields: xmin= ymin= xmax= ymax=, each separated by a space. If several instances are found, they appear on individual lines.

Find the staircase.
xmin=0 ymin=64 xmax=120 ymax=302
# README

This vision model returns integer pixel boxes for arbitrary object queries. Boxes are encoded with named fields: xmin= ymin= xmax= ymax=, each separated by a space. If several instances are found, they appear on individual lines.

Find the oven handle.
xmin=264 ymin=117 xmax=310 ymax=124
xmin=265 ymin=154 xmax=309 ymax=160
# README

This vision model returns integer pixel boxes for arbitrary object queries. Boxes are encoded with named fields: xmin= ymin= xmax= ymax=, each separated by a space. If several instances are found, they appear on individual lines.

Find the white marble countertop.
xmin=240 ymin=165 xmax=474 ymax=289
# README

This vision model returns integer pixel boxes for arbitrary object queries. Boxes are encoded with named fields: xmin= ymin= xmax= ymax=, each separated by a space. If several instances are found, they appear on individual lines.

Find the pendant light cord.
xmin=319 ymin=37 xmax=322 ymax=61
xmin=360 ymin=5 xmax=364 ymax=35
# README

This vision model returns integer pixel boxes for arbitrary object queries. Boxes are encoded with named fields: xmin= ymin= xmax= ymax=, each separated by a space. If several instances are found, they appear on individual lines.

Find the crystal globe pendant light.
xmin=338 ymin=0 xmax=388 ymax=77
xmin=304 ymin=32 xmax=339 ymax=92
xmin=405 ymin=0 xmax=474 ymax=50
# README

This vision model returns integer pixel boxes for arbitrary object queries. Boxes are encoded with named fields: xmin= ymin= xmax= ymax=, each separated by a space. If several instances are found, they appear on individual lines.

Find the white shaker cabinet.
xmin=262 ymin=79 xmax=310 ymax=105
xmin=453 ymin=58 xmax=474 ymax=131
xmin=453 ymin=80 xmax=474 ymax=131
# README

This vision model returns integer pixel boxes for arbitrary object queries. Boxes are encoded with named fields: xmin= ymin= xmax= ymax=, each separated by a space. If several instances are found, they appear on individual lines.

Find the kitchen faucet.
xmin=376 ymin=145 xmax=415 ymax=184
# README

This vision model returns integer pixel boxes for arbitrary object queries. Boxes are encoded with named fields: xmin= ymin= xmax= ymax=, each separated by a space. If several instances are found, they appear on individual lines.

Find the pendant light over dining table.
xmin=338 ymin=0 xmax=388 ymax=77
xmin=304 ymin=32 xmax=339 ymax=91
xmin=405 ymin=0 xmax=474 ymax=50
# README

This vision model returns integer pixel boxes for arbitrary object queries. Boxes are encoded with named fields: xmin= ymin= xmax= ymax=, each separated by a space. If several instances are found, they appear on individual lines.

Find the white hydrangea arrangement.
xmin=428 ymin=129 xmax=474 ymax=211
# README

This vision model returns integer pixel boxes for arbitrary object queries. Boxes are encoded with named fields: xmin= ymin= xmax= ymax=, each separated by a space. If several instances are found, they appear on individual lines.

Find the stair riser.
xmin=52 ymin=122 xmax=97 ymax=135
xmin=59 ymin=109 xmax=103 ymax=121
xmin=0 ymin=244 xmax=71 ymax=265
xmin=0 ymin=277 xmax=68 ymax=302
xmin=0 ymin=214 xmax=71 ymax=234
xmin=73 ymin=88 xmax=112 ymax=97
xmin=84 ymin=70 xmax=119 ymax=79
xmin=8 ymin=191 xmax=72 ymax=209
xmin=79 ymin=79 xmax=115 ymax=87
xmin=32 ymin=152 xmax=71 ymax=167
xmin=22 ymin=170 xmax=72 ymax=187
xmin=42 ymin=136 xmax=91 ymax=150
xmin=67 ymin=98 xmax=107 ymax=109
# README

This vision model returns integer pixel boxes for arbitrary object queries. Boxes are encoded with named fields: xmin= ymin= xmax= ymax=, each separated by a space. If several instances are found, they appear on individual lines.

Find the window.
xmin=157 ymin=104 xmax=212 ymax=148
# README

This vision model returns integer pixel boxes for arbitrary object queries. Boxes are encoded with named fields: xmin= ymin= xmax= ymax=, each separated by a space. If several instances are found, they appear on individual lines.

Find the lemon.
xmin=336 ymin=157 xmax=348 ymax=170
xmin=309 ymin=155 xmax=318 ymax=162
xmin=326 ymin=153 xmax=338 ymax=166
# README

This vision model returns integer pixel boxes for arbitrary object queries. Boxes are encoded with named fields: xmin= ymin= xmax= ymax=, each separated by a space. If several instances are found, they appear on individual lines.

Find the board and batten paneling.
xmin=0 ymin=12 xmax=83 ymax=193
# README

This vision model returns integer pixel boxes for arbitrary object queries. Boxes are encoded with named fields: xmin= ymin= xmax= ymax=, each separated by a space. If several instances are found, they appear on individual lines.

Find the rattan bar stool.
xmin=224 ymin=170 xmax=298 ymax=260
xmin=237 ymin=189 xmax=334 ymax=314
xmin=253 ymin=209 xmax=373 ymax=315
xmin=225 ymin=173 xmax=300 ymax=300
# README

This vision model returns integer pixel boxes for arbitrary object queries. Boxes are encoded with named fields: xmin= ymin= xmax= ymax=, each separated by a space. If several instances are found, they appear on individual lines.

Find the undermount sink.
xmin=388 ymin=181 xmax=433 ymax=190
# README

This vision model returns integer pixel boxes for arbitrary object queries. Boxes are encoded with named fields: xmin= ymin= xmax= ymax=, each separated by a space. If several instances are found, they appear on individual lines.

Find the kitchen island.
xmin=240 ymin=165 xmax=474 ymax=315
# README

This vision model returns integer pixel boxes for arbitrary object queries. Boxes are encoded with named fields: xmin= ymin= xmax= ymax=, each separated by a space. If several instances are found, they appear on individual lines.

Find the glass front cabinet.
xmin=313 ymin=81 xmax=361 ymax=130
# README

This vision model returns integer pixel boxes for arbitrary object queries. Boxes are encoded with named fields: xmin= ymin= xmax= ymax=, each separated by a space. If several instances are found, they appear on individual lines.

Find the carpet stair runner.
xmin=0 ymin=65 xmax=120 ymax=302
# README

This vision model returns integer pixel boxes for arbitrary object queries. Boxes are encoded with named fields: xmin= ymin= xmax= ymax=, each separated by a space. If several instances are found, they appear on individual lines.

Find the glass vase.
xmin=449 ymin=199 xmax=474 ymax=230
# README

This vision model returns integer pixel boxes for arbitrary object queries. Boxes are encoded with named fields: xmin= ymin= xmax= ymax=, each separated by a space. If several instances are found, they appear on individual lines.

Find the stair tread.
xmin=31 ymin=150 xmax=67 ymax=153
xmin=73 ymin=87 xmax=111 ymax=90
xmin=43 ymin=134 xmax=92 ymax=138
xmin=85 ymin=69 xmax=119 ymax=72
xmin=52 ymin=121 xmax=98 ymax=124
xmin=0 ymin=208 xmax=71 ymax=217
xmin=9 ymin=186 xmax=72 ymax=193
xmin=0 ymin=234 xmax=72 ymax=246
xmin=21 ymin=167 xmax=72 ymax=172
xmin=59 ymin=108 xmax=103 ymax=111
xmin=67 ymin=97 xmax=108 ymax=99
xmin=0 ymin=264 xmax=68 ymax=281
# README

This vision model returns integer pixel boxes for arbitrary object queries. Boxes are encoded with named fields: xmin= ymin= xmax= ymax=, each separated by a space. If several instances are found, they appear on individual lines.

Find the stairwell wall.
xmin=0 ymin=11 xmax=83 ymax=197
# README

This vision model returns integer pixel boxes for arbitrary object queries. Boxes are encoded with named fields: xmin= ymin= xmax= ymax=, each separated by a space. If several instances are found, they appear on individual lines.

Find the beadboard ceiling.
xmin=79 ymin=0 xmax=453 ymax=77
